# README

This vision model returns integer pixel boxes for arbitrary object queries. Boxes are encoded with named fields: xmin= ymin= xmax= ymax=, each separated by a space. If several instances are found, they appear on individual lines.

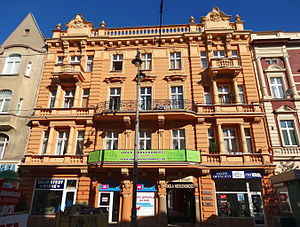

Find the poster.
xmin=136 ymin=192 xmax=155 ymax=216
xmin=0 ymin=213 xmax=28 ymax=227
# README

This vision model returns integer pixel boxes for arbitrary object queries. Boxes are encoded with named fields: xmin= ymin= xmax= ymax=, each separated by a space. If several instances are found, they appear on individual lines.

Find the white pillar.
xmin=255 ymin=57 xmax=269 ymax=98
xmin=283 ymin=55 xmax=298 ymax=98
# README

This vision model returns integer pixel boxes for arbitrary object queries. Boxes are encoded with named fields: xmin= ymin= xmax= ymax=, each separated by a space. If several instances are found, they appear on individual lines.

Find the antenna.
xmin=158 ymin=0 xmax=164 ymax=47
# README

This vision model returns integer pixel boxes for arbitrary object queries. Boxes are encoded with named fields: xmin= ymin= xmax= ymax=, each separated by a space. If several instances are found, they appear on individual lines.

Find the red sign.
xmin=0 ymin=187 xmax=22 ymax=206
xmin=220 ymin=194 xmax=227 ymax=199
xmin=137 ymin=184 xmax=142 ymax=190
xmin=102 ymin=184 xmax=108 ymax=190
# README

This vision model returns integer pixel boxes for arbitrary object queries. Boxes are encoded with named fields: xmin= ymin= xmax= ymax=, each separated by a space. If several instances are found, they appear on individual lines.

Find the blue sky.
xmin=1 ymin=0 xmax=300 ymax=44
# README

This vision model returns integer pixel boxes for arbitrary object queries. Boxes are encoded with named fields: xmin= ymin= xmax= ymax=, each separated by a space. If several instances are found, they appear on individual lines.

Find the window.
xmin=0 ymin=134 xmax=9 ymax=159
xmin=201 ymin=52 xmax=207 ymax=68
xmin=75 ymin=131 xmax=84 ymax=155
xmin=245 ymin=128 xmax=253 ymax=153
xmin=140 ymin=87 xmax=152 ymax=110
xmin=70 ymin=56 xmax=81 ymax=64
xmin=0 ymin=90 xmax=12 ymax=113
xmin=49 ymin=90 xmax=57 ymax=108
xmin=266 ymin=58 xmax=279 ymax=65
xmin=172 ymin=129 xmax=185 ymax=149
xmin=208 ymin=129 xmax=217 ymax=154
xmin=55 ymin=131 xmax=69 ymax=155
xmin=270 ymin=77 xmax=284 ymax=98
xmin=81 ymin=89 xmax=89 ymax=108
xmin=204 ymin=86 xmax=211 ymax=104
xmin=213 ymin=51 xmax=225 ymax=58
xmin=139 ymin=131 xmax=151 ymax=150
xmin=106 ymin=131 xmax=118 ymax=150
xmin=57 ymin=56 xmax=64 ymax=65
xmin=218 ymin=86 xmax=231 ymax=104
xmin=238 ymin=85 xmax=245 ymax=104
xmin=232 ymin=51 xmax=238 ymax=58
xmin=40 ymin=131 xmax=49 ymax=155
xmin=278 ymin=192 xmax=292 ymax=213
xmin=280 ymin=120 xmax=298 ymax=146
xmin=63 ymin=90 xmax=75 ymax=108
xmin=25 ymin=62 xmax=32 ymax=77
xmin=86 ymin=56 xmax=93 ymax=72
xmin=112 ymin=54 xmax=123 ymax=71
xmin=223 ymin=128 xmax=238 ymax=153
xmin=171 ymin=86 xmax=184 ymax=109
xmin=16 ymin=98 xmax=23 ymax=114
xmin=3 ymin=54 xmax=21 ymax=74
xmin=141 ymin=53 xmax=152 ymax=70
xmin=170 ymin=52 xmax=181 ymax=69
xmin=25 ymin=29 xmax=30 ymax=36
xmin=109 ymin=88 xmax=121 ymax=110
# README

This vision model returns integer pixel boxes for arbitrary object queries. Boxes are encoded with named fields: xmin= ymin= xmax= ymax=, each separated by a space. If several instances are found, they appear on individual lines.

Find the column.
xmin=45 ymin=127 xmax=55 ymax=154
xmin=194 ymin=185 xmax=201 ymax=223
xmin=255 ymin=57 xmax=269 ymax=98
xmin=239 ymin=124 xmax=248 ymax=153
xmin=73 ymin=83 xmax=81 ymax=107
xmin=233 ymin=78 xmax=241 ymax=104
xmin=158 ymin=130 xmax=164 ymax=149
xmin=54 ymin=84 xmax=62 ymax=108
xmin=158 ymin=180 xmax=167 ymax=225
xmin=212 ymin=78 xmax=219 ymax=104
xmin=283 ymin=55 xmax=298 ymax=98
xmin=217 ymin=123 xmax=225 ymax=154
xmin=66 ymin=126 xmax=75 ymax=154
xmin=121 ymin=180 xmax=131 ymax=223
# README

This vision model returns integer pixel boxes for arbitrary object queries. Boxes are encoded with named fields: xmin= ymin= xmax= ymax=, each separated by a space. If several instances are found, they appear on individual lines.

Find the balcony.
xmin=52 ymin=64 xmax=85 ymax=82
xmin=34 ymin=108 xmax=94 ymax=118
xmin=196 ymin=103 xmax=263 ymax=114
xmin=273 ymin=147 xmax=300 ymax=157
xmin=23 ymin=155 xmax=88 ymax=165
xmin=209 ymin=58 xmax=242 ymax=77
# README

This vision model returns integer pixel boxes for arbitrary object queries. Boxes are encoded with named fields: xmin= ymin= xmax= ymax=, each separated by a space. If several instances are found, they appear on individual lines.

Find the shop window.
xmin=0 ymin=90 xmax=12 ymax=113
xmin=200 ymin=51 xmax=207 ymax=68
xmin=0 ymin=134 xmax=9 ymax=159
xmin=208 ymin=129 xmax=217 ymax=154
xmin=57 ymin=56 xmax=64 ymax=65
xmin=213 ymin=51 xmax=225 ymax=58
xmin=139 ymin=131 xmax=151 ymax=150
xmin=170 ymin=86 xmax=184 ymax=109
xmin=270 ymin=77 xmax=284 ymax=98
xmin=245 ymin=128 xmax=253 ymax=153
xmin=204 ymin=86 xmax=211 ymax=104
xmin=55 ymin=131 xmax=69 ymax=155
xmin=170 ymin=52 xmax=181 ymax=69
xmin=141 ymin=53 xmax=152 ymax=70
xmin=40 ymin=131 xmax=49 ymax=155
xmin=172 ymin=129 xmax=185 ymax=149
xmin=112 ymin=54 xmax=123 ymax=71
xmin=70 ymin=56 xmax=81 ymax=64
xmin=3 ymin=54 xmax=21 ymax=74
xmin=81 ymin=89 xmax=89 ymax=107
xmin=140 ymin=87 xmax=152 ymax=110
xmin=238 ymin=85 xmax=245 ymax=104
xmin=280 ymin=120 xmax=298 ymax=146
xmin=106 ymin=131 xmax=118 ymax=150
xmin=85 ymin=56 xmax=94 ymax=72
xmin=63 ymin=89 xmax=75 ymax=108
xmin=109 ymin=88 xmax=121 ymax=110
xmin=16 ymin=98 xmax=23 ymax=114
xmin=31 ymin=179 xmax=77 ymax=215
xmin=49 ymin=90 xmax=57 ymax=108
xmin=223 ymin=128 xmax=238 ymax=154
xmin=24 ymin=61 xmax=32 ymax=77
xmin=75 ymin=131 xmax=84 ymax=155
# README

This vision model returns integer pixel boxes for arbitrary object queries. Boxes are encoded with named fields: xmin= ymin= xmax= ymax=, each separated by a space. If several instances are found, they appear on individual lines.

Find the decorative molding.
xmin=274 ymin=105 xmax=297 ymax=114
xmin=164 ymin=74 xmax=187 ymax=82
xmin=104 ymin=76 xmax=126 ymax=83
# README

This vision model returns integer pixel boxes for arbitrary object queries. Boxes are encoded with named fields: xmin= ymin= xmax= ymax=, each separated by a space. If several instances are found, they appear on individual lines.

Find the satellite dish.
xmin=286 ymin=89 xmax=293 ymax=96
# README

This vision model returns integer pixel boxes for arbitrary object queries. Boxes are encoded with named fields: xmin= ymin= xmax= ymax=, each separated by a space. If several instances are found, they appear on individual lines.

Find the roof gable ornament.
xmin=65 ymin=14 xmax=94 ymax=36
xmin=200 ymin=7 xmax=232 ymax=30
xmin=274 ymin=105 xmax=296 ymax=114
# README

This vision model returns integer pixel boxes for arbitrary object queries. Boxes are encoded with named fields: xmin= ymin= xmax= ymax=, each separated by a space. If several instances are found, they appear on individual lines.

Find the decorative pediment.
xmin=265 ymin=64 xmax=286 ymax=72
xmin=164 ymin=75 xmax=187 ymax=82
xmin=66 ymin=14 xmax=94 ymax=36
xmin=200 ymin=7 xmax=232 ymax=30
xmin=274 ymin=105 xmax=296 ymax=114
xmin=104 ymin=76 xmax=126 ymax=83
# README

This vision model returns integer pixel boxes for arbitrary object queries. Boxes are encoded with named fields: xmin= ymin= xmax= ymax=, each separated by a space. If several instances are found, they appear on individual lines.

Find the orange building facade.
xmin=20 ymin=8 xmax=275 ymax=227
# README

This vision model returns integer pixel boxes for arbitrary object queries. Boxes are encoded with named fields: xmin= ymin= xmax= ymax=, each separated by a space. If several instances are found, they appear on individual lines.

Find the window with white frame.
xmin=140 ymin=87 xmax=152 ymax=110
xmin=106 ymin=131 xmax=118 ymax=150
xmin=244 ymin=128 xmax=253 ymax=153
xmin=266 ymin=58 xmax=279 ymax=65
xmin=200 ymin=52 xmax=207 ymax=68
xmin=139 ymin=131 xmax=151 ymax=150
xmin=25 ymin=62 xmax=32 ymax=77
xmin=213 ymin=51 xmax=225 ymax=58
xmin=40 ymin=131 xmax=49 ymax=155
xmin=3 ymin=54 xmax=21 ymax=74
xmin=141 ymin=53 xmax=152 ymax=70
xmin=238 ymin=85 xmax=245 ymax=104
xmin=204 ymin=86 xmax=211 ymax=104
xmin=170 ymin=52 xmax=181 ymax=69
xmin=57 ymin=56 xmax=64 ymax=65
xmin=63 ymin=90 xmax=75 ymax=108
xmin=223 ymin=128 xmax=238 ymax=153
xmin=270 ymin=77 xmax=284 ymax=98
xmin=109 ymin=88 xmax=121 ymax=110
xmin=85 ymin=56 xmax=93 ymax=72
xmin=49 ymin=90 xmax=57 ymax=108
xmin=81 ymin=89 xmax=89 ymax=108
xmin=172 ymin=129 xmax=185 ymax=149
xmin=171 ymin=86 xmax=184 ymax=109
xmin=232 ymin=50 xmax=238 ymax=58
xmin=218 ymin=86 xmax=231 ymax=104
xmin=16 ymin=98 xmax=23 ymax=114
xmin=112 ymin=54 xmax=123 ymax=71
xmin=0 ymin=134 xmax=9 ymax=159
xmin=0 ymin=90 xmax=12 ymax=113
xmin=280 ymin=120 xmax=298 ymax=146
xmin=55 ymin=131 xmax=69 ymax=155
xmin=208 ymin=129 xmax=217 ymax=154
xmin=75 ymin=131 xmax=84 ymax=155
xmin=70 ymin=56 xmax=81 ymax=64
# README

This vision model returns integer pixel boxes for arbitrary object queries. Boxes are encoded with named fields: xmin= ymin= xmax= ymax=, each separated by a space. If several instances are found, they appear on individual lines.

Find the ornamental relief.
xmin=201 ymin=7 xmax=232 ymax=30
xmin=66 ymin=14 xmax=94 ymax=36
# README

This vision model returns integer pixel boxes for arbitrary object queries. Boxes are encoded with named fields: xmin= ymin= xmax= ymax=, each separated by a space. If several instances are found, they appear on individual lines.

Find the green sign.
xmin=88 ymin=149 xmax=201 ymax=163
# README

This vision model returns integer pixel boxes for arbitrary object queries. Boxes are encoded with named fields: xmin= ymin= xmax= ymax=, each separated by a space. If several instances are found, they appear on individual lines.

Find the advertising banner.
xmin=136 ymin=192 xmax=155 ymax=216
xmin=35 ymin=179 xmax=65 ymax=189
xmin=212 ymin=171 xmax=262 ymax=179
xmin=0 ymin=213 xmax=28 ymax=227
xmin=0 ymin=187 xmax=22 ymax=206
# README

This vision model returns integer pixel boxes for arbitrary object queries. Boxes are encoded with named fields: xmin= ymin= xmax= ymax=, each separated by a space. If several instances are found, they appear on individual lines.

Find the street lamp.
xmin=131 ymin=49 xmax=143 ymax=227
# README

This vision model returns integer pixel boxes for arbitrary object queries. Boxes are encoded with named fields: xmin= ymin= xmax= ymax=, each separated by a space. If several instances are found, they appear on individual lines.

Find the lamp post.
xmin=131 ymin=49 xmax=143 ymax=227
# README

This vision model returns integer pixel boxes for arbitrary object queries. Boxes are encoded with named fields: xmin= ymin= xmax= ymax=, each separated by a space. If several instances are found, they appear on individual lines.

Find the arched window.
xmin=0 ymin=134 xmax=9 ymax=159
xmin=0 ymin=90 xmax=12 ymax=113
xmin=3 ymin=54 xmax=21 ymax=74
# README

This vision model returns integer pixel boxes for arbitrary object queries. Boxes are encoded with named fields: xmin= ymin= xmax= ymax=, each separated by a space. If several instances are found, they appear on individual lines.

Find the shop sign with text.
xmin=35 ymin=179 xmax=65 ymax=189
xmin=136 ymin=192 xmax=155 ymax=216
xmin=212 ymin=171 xmax=262 ymax=179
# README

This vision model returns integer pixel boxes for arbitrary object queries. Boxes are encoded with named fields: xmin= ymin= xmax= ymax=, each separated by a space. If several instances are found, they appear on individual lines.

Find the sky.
xmin=1 ymin=0 xmax=300 ymax=44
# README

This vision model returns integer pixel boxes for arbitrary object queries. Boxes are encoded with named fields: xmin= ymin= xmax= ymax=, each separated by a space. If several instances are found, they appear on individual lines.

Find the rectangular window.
xmin=245 ymin=128 xmax=253 ymax=153
xmin=208 ymin=129 xmax=217 ymax=154
xmin=85 ymin=56 xmax=93 ymax=72
xmin=25 ymin=62 xmax=32 ymax=77
xmin=213 ymin=51 xmax=225 ymax=58
xmin=139 ymin=131 xmax=151 ymax=150
xmin=141 ymin=53 xmax=152 ymax=70
xmin=75 ymin=131 xmax=84 ymax=155
xmin=204 ymin=86 xmax=211 ymax=104
xmin=40 ymin=131 xmax=49 ymax=155
xmin=70 ymin=56 xmax=81 ymax=64
xmin=270 ymin=77 xmax=284 ymax=98
xmin=57 ymin=56 xmax=64 ymax=65
xmin=232 ymin=50 xmax=238 ymax=58
xmin=238 ymin=85 xmax=245 ymax=104
xmin=223 ymin=128 xmax=238 ymax=153
xmin=81 ymin=89 xmax=89 ymax=107
xmin=16 ymin=98 xmax=23 ymax=114
xmin=109 ymin=88 xmax=121 ymax=110
xmin=3 ymin=54 xmax=21 ymax=74
xmin=280 ymin=120 xmax=298 ymax=146
xmin=266 ymin=58 xmax=279 ymax=64
xmin=112 ymin=54 xmax=123 ymax=71
xmin=170 ymin=52 xmax=181 ymax=69
xmin=201 ymin=51 xmax=207 ymax=68
xmin=0 ymin=90 xmax=12 ymax=113
xmin=0 ymin=134 xmax=9 ymax=159
xmin=106 ymin=131 xmax=118 ymax=150
xmin=140 ymin=87 xmax=152 ymax=110
xmin=63 ymin=90 xmax=75 ymax=108
xmin=49 ymin=90 xmax=57 ymax=108
xmin=172 ymin=129 xmax=185 ymax=149
xmin=55 ymin=131 xmax=69 ymax=155
xmin=171 ymin=86 xmax=184 ymax=109
xmin=218 ymin=86 xmax=231 ymax=104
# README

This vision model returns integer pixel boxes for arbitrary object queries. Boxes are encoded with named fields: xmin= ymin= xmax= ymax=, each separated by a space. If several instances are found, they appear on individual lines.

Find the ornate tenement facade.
xmin=20 ymin=8 xmax=275 ymax=227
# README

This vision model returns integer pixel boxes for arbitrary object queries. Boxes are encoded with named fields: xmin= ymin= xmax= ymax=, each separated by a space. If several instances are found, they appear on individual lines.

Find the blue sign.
xmin=99 ymin=184 xmax=120 ymax=191
xmin=137 ymin=184 xmax=156 ymax=192
xmin=35 ymin=179 xmax=65 ymax=189
xmin=0 ymin=164 xmax=16 ymax=171
xmin=212 ymin=171 xmax=261 ymax=179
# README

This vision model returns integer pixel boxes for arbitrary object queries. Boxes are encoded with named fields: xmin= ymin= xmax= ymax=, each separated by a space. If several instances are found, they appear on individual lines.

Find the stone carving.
xmin=200 ymin=7 xmax=232 ymax=30
xmin=235 ymin=14 xmax=241 ymax=22
xmin=100 ymin=21 xmax=106 ymax=28
xmin=210 ymin=12 xmax=221 ymax=22
xmin=66 ymin=14 xmax=94 ymax=36
xmin=189 ymin=16 xmax=195 ymax=24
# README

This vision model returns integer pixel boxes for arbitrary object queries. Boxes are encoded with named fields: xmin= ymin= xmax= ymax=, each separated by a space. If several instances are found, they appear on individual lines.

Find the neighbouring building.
xmin=0 ymin=13 xmax=46 ymax=173
xmin=20 ymin=8 xmax=275 ymax=227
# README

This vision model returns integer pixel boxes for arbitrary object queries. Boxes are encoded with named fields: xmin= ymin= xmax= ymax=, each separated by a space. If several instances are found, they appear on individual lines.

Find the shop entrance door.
xmin=249 ymin=192 xmax=266 ymax=226
xmin=98 ymin=191 xmax=120 ymax=223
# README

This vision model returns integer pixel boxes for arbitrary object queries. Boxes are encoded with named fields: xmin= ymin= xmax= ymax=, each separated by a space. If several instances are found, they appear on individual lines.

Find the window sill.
xmin=69 ymin=62 xmax=80 ymax=65
xmin=0 ymin=73 xmax=19 ymax=76
xmin=169 ymin=68 xmax=182 ymax=70
xmin=110 ymin=70 xmax=123 ymax=72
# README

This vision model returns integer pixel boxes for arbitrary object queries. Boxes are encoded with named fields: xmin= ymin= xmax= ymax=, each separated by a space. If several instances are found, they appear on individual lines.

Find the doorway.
xmin=98 ymin=191 xmax=120 ymax=223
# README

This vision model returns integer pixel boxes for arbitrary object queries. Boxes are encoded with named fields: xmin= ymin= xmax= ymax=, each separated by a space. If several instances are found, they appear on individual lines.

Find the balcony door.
xmin=109 ymin=88 xmax=121 ymax=110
